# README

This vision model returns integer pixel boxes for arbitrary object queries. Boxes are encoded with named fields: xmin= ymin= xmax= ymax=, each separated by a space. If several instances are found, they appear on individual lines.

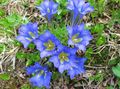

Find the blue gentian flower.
xmin=26 ymin=62 xmax=42 ymax=75
xmin=67 ymin=0 xmax=94 ymax=25
xmin=67 ymin=23 xmax=93 ymax=51
xmin=16 ymin=22 xmax=39 ymax=48
xmin=67 ymin=57 xmax=86 ymax=79
xmin=34 ymin=30 xmax=62 ymax=58
xmin=49 ymin=46 xmax=77 ymax=73
xmin=37 ymin=0 xmax=58 ymax=21
xmin=26 ymin=62 xmax=52 ymax=88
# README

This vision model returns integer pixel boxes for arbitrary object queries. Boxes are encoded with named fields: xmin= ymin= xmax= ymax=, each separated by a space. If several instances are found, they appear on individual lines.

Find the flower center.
xmin=47 ymin=8 xmax=50 ymax=13
xmin=29 ymin=32 xmax=35 ymax=39
xmin=59 ymin=52 xmax=69 ymax=63
xmin=40 ymin=70 xmax=44 ymax=75
xmin=44 ymin=40 xmax=55 ymax=51
xmin=37 ymin=70 xmax=45 ymax=76
xmin=72 ymin=33 xmax=82 ymax=43
xmin=25 ymin=37 xmax=32 ymax=41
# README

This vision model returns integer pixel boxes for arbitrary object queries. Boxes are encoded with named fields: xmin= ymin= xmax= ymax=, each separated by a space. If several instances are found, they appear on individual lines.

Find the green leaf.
xmin=0 ymin=73 xmax=10 ymax=80
xmin=89 ymin=73 xmax=104 ymax=82
xmin=108 ymin=57 xmax=120 ymax=66
xmin=51 ymin=25 xmax=68 ymax=45
xmin=96 ymin=36 xmax=106 ymax=46
xmin=118 ymin=79 xmax=120 ymax=88
xmin=107 ymin=86 xmax=114 ymax=89
xmin=34 ymin=0 xmax=43 ymax=5
xmin=55 ymin=0 xmax=67 ymax=6
xmin=0 ymin=13 xmax=22 ymax=31
xmin=26 ymin=59 xmax=33 ymax=66
xmin=111 ymin=0 xmax=120 ymax=3
xmin=26 ymin=52 xmax=40 ymax=66
xmin=21 ymin=84 xmax=31 ymax=89
xmin=91 ymin=24 xmax=104 ymax=34
xmin=0 ymin=44 xmax=5 ymax=53
xmin=112 ymin=63 xmax=120 ymax=78
xmin=85 ymin=47 xmax=93 ymax=59
xmin=0 ymin=9 xmax=5 ymax=16
xmin=16 ymin=52 xmax=27 ymax=60
xmin=52 ymin=72 xmax=60 ymax=80
xmin=13 ymin=40 xmax=22 ymax=47
xmin=28 ymin=43 xmax=35 ymax=49
xmin=0 ymin=0 xmax=9 ymax=5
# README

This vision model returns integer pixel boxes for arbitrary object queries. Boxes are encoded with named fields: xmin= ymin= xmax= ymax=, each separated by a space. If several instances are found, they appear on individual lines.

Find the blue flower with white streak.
xmin=67 ymin=57 xmax=86 ymax=79
xmin=34 ymin=30 xmax=62 ymax=58
xmin=67 ymin=0 xmax=94 ymax=25
xmin=16 ymin=22 xmax=39 ymax=48
xmin=37 ymin=0 xmax=58 ymax=21
xmin=67 ymin=23 xmax=93 ymax=51
xmin=26 ymin=62 xmax=52 ymax=88
xmin=49 ymin=46 xmax=78 ymax=73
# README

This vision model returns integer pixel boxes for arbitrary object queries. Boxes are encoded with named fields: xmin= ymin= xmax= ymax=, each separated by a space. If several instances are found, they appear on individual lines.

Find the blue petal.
xmin=37 ymin=5 xmax=46 ymax=16
xmin=67 ymin=57 xmax=87 ymax=79
xmin=39 ymin=30 xmax=52 ymax=41
xmin=78 ymin=23 xmax=85 ymax=31
xmin=78 ymin=0 xmax=85 ymax=8
xmin=82 ymin=35 xmax=93 ymax=41
xmin=31 ymin=22 xmax=39 ymax=35
xmin=18 ymin=25 xmax=29 ymax=35
xmin=81 ymin=3 xmax=94 ymax=15
xmin=80 ymin=30 xmax=91 ymax=36
xmin=50 ymin=0 xmax=58 ymax=14
xmin=40 ymin=50 xmax=55 ymax=58
xmin=80 ymin=40 xmax=90 ymax=46
xmin=68 ymin=68 xmax=76 ymax=79
xmin=26 ymin=62 xmax=42 ymax=75
xmin=69 ymin=47 xmax=77 ymax=55
xmin=18 ymin=22 xmax=38 ymax=36
xmin=43 ymin=72 xmax=52 ymax=88
xmin=58 ymin=64 xmax=66 ymax=73
xmin=76 ymin=44 xmax=86 ymax=51
xmin=33 ymin=38 xmax=45 ymax=51
xmin=16 ymin=35 xmax=31 ymax=48
xmin=29 ymin=74 xmax=44 ymax=87
xmin=49 ymin=56 xmax=60 ymax=68
xmin=67 ymin=0 xmax=74 ymax=10
xmin=67 ymin=26 xmax=73 ymax=37
xmin=80 ymin=36 xmax=93 ymax=46
xmin=58 ymin=61 xmax=72 ymax=73
xmin=68 ymin=39 xmax=74 ymax=45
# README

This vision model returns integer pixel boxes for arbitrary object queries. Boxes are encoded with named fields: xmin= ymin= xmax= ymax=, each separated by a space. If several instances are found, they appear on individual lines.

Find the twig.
xmin=85 ymin=65 xmax=108 ymax=69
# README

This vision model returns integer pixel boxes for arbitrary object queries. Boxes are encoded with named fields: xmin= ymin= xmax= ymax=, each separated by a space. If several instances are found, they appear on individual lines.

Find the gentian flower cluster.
xmin=37 ymin=0 xmax=58 ymax=21
xmin=34 ymin=30 xmax=62 ymax=58
xmin=67 ymin=0 xmax=94 ymax=25
xmin=26 ymin=62 xmax=52 ymax=88
xmin=16 ymin=22 xmax=39 ymax=48
xmin=16 ymin=0 xmax=94 ymax=88
xmin=67 ymin=23 xmax=93 ymax=51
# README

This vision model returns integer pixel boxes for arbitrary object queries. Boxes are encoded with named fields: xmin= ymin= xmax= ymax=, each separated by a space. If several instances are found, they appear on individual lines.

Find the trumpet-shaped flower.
xmin=26 ymin=62 xmax=43 ymax=75
xmin=37 ymin=0 xmax=58 ymax=21
xmin=67 ymin=57 xmax=86 ymax=79
xmin=67 ymin=0 xmax=94 ymax=24
xmin=49 ymin=46 xmax=77 ymax=73
xmin=16 ymin=22 xmax=39 ymax=48
xmin=26 ymin=62 xmax=52 ymax=88
xmin=67 ymin=23 xmax=93 ymax=51
xmin=34 ymin=30 xmax=62 ymax=58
